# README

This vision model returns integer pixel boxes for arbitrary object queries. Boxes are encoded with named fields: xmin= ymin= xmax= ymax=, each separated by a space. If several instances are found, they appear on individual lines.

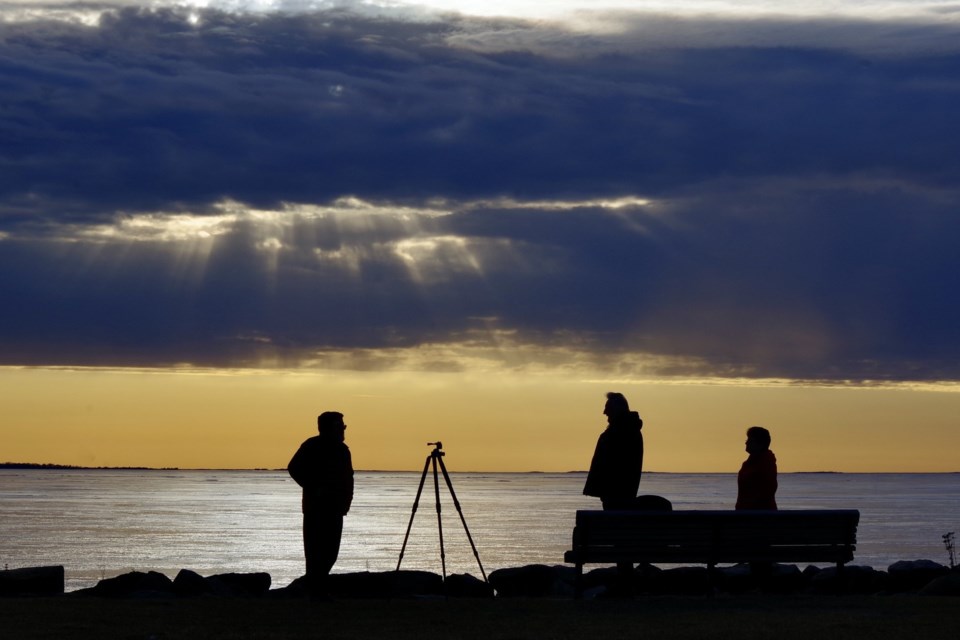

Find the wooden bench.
xmin=564 ymin=509 xmax=859 ymax=596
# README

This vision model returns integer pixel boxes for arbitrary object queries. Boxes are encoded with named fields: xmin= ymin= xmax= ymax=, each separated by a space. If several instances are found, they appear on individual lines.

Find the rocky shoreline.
xmin=3 ymin=560 xmax=959 ymax=599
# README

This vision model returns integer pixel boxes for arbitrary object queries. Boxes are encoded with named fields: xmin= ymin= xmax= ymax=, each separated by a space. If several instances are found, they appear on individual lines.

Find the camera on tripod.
xmin=427 ymin=441 xmax=444 ymax=456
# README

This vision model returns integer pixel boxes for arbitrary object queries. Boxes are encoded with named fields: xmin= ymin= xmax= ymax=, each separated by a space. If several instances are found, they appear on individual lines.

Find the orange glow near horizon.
xmin=2 ymin=367 xmax=959 ymax=473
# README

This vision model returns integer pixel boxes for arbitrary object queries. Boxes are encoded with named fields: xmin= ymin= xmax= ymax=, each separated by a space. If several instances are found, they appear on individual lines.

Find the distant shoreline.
xmin=3 ymin=463 xmax=957 ymax=474
xmin=0 ymin=463 xmax=265 ymax=471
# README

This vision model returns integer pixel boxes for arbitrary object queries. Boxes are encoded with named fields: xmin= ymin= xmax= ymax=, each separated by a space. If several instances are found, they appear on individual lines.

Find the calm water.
xmin=1 ymin=470 xmax=957 ymax=592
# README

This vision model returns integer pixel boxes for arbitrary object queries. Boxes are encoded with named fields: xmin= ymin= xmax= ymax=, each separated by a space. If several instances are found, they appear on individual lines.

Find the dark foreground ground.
xmin=3 ymin=595 xmax=959 ymax=640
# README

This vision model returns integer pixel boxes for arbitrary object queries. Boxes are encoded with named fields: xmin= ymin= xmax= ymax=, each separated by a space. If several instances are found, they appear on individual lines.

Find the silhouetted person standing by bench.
xmin=736 ymin=426 xmax=777 ymax=510
xmin=288 ymin=411 xmax=354 ymax=597
xmin=583 ymin=392 xmax=644 ymax=509
xmin=582 ymin=392 xmax=644 ymax=593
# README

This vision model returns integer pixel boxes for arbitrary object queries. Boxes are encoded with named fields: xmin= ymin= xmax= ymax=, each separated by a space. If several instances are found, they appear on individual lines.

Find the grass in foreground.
xmin=3 ymin=595 xmax=959 ymax=640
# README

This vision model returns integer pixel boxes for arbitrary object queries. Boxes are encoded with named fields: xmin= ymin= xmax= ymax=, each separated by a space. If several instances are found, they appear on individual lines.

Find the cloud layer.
xmin=2 ymin=4 xmax=959 ymax=382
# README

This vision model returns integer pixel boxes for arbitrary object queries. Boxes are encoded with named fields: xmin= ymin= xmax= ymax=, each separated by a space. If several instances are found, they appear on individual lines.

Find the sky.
xmin=2 ymin=0 xmax=959 ymax=472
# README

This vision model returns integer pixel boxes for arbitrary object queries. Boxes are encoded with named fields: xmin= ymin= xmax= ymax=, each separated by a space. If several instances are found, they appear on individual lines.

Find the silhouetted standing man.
xmin=736 ymin=426 xmax=778 ymax=510
xmin=288 ymin=411 xmax=354 ymax=596
xmin=583 ymin=392 xmax=644 ymax=593
xmin=583 ymin=392 xmax=644 ymax=509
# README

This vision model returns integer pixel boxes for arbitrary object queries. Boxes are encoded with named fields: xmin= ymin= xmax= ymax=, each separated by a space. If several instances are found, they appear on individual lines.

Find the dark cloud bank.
xmin=2 ymin=5 xmax=959 ymax=382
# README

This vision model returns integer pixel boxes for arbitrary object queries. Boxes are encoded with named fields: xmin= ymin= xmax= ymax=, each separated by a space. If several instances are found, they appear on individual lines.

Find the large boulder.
xmin=391 ymin=570 xmax=444 ymax=597
xmin=271 ymin=570 xmax=444 ymax=598
xmin=887 ymin=560 xmax=950 ymax=593
xmin=329 ymin=570 xmax=444 ymax=598
xmin=633 ymin=563 xmax=664 ymax=594
xmin=173 ymin=569 xmax=211 ymax=596
xmin=206 ymin=572 xmax=271 ymax=597
xmin=653 ymin=566 xmax=713 ymax=595
xmin=270 ymin=575 xmax=310 ymax=598
xmin=328 ymin=571 xmax=397 ymax=598
xmin=920 ymin=571 xmax=960 ymax=596
xmin=444 ymin=573 xmax=494 ymax=598
xmin=579 ymin=566 xmax=618 ymax=595
xmin=80 ymin=571 xmax=175 ymax=598
xmin=716 ymin=563 xmax=804 ymax=594
xmin=170 ymin=570 xmax=271 ymax=597
xmin=632 ymin=495 xmax=673 ymax=510
xmin=765 ymin=563 xmax=805 ymax=593
xmin=809 ymin=565 xmax=888 ymax=595
xmin=0 ymin=566 xmax=64 ymax=596
xmin=572 ymin=564 xmax=666 ymax=597
xmin=489 ymin=564 xmax=567 ymax=597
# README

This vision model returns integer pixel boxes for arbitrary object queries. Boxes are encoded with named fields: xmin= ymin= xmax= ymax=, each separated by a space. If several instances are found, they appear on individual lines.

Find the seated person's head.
xmin=745 ymin=426 xmax=771 ymax=454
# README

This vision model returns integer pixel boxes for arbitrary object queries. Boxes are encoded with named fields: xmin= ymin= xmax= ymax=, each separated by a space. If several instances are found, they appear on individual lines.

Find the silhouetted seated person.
xmin=736 ymin=426 xmax=778 ymax=581
xmin=288 ymin=411 xmax=354 ymax=597
xmin=736 ymin=426 xmax=778 ymax=510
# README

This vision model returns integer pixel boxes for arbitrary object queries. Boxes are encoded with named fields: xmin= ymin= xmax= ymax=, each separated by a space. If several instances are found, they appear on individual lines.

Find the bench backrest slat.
xmin=569 ymin=509 xmax=859 ymax=562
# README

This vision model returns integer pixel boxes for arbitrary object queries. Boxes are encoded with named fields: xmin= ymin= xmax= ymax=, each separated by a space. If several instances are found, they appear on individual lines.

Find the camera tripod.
xmin=396 ymin=442 xmax=488 ymax=584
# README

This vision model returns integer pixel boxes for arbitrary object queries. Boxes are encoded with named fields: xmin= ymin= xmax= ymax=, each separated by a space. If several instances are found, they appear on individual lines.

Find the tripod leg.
xmin=437 ymin=457 xmax=489 ymax=584
xmin=433 ymin=453 xmax=447 ymax=582
xmin=396 ymin=455 xmax=432 ymax=571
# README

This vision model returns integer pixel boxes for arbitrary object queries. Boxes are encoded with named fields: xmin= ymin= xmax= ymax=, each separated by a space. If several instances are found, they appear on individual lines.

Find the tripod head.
xmin=427 ymin=441 xmax=445 ymax=456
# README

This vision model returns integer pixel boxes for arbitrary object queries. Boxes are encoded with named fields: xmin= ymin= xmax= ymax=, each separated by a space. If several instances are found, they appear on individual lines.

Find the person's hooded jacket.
xmin=583 ymin=411 xmax=644 ymax=505
xmin=735 ymin=449 xmax=778 ymax=510
xmin=288 ymin=431 xmax=354 ymax=516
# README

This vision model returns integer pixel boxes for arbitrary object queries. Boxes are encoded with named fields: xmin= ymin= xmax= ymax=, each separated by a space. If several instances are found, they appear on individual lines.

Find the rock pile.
xmin=494 ymin=560 xmax=959 ymax=598
xmin=2 ymin=561 xmax=957 ymax=598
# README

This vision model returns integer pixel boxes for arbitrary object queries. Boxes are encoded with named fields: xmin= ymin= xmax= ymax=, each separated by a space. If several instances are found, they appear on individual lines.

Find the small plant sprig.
xmin=943 ymin=532 xmax=956 ymax=569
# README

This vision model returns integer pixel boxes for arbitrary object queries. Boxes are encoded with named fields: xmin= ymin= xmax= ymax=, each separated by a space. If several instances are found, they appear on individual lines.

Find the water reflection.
xmin=0 ymin=470 xmax=956 ymax=591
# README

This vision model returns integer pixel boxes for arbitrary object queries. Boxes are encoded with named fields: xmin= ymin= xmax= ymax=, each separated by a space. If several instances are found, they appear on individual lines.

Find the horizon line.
xmin=2 ymin=463 xmax=957 ymax=474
